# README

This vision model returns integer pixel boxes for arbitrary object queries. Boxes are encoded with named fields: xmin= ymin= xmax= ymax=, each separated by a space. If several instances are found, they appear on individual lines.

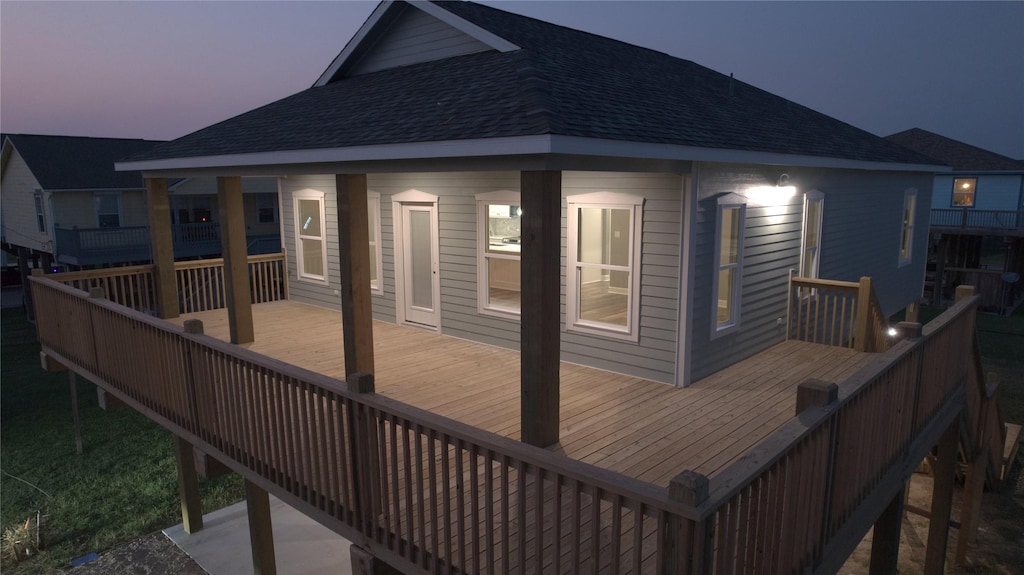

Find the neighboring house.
xmin=0 ymin=134 xmax=282 ymax=270
xmin=886 ymin=128 xmax=1024 ymax=310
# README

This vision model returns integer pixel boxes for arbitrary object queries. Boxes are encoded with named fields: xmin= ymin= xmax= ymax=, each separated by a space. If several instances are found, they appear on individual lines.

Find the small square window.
xmin=952 ymin=178 xmax=976 ymax=207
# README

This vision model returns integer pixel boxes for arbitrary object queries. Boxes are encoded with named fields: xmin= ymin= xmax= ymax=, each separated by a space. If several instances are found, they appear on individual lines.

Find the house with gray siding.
xmin=119 ymin=0 xmax=940 ymax=389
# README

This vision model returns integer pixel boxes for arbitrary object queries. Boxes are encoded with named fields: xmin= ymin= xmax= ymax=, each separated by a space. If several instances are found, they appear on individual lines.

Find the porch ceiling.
xmin=170 ymin=300 xmax=874 ymax=487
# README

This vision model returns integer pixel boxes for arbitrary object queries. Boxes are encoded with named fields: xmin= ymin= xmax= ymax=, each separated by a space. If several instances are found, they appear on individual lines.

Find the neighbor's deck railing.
xmin=30 ymin=276 xmax=700 ymax=574
xmin=930 ymin=208 xmax=1024 ymax=231
xmin=43 ymin=253 xmax=287 ymax=315
xmin=786 ymin=272 xmax=891 ymax=352
xmin=697 ymin=293 xmax=994 ymax=573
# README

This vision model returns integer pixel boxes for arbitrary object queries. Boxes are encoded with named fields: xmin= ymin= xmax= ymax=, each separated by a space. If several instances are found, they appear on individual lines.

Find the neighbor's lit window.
xmin=476 ymin=191 xmax=521 ymax=317
xmin=952 ymin=178 xmax=976 ymax=207
xmin=899 ymin=189 xmax=917 ymax=267
xmin=713 ymin=197 xmax=746 ymax=335
xmin=294 ymin=190 xmax=327 ymax=282
xmin=566 ymin=192 xmax=643 ymax=341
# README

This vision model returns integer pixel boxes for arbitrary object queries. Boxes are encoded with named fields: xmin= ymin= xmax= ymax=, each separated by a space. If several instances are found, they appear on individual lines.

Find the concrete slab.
xmin=164 ymin=496 xmax=352 ymax=575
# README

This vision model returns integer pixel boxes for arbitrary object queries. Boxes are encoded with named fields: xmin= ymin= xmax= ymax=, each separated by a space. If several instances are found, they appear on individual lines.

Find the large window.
xmin=899 ymin=189 xmax=917 ymax=267
xmin=94 ymin=192 xmax=122 ymax=228
xmin=368 ymin=191 xmax=383 ymax=294
xmin=800 ymin=190 xmax=824 ymax=279
xmin=33 ymin=192 xmax=46 ymax=233
xmin=170 ymin=196 xmax=213 ymax=224
xmin=294 ymin=190 xmax=327 ymax=282
xmin=566 ymin=192 xmax=643 ymax=341
xmin=476 ymin=191 xmax=521 ymax=317
xmin=713 ymin=196 xmax=745 ymax=336
xmin=952 ymin=178 xmax=976 ymax=207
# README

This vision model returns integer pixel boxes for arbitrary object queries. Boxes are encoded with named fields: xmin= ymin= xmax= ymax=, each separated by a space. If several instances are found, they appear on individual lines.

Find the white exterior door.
xmin=396 ymin=201 xmax=440 ymax=329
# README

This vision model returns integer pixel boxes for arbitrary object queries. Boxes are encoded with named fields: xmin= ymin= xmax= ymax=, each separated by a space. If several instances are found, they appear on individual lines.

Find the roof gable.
xmin=4 ymin=134 xmax=163 ymax=190
xmin=315 ymin=0 xmax=517 ymax=85
xmin=885 ymin=128 xmax=1024 ymax=172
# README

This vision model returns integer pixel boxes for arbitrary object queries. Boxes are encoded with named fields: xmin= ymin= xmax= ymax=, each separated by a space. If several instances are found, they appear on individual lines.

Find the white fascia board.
xmin=413 ymin=1 xmax=519 ymax=53
xmin=314 ymin=1 xmax=395 ymax=88
xmin=116 ymin=134 xmax=944 ymax=174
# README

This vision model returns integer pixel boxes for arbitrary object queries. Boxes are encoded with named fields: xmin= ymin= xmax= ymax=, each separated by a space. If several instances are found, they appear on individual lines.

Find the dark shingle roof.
xmin=127 ymin=0 xmax=935 ymax=167
xmin=885 ymin=128 xmax=1024 ymax=172
xmin=5 ymin=134 xmax=163 ymax=190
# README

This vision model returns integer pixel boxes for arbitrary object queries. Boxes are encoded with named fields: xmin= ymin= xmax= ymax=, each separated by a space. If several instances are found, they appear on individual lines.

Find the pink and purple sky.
xmin=2 ymin=1 xmax=1022 ymax=159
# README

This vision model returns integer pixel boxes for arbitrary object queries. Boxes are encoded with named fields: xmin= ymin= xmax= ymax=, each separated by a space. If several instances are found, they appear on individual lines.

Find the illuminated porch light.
xmin=887 ymin=327 xmax=899 ymax=337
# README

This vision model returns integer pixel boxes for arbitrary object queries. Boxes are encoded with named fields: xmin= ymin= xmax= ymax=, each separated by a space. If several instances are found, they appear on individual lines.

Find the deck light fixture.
xmin=887 ymin=327 xmax=899 ymax=338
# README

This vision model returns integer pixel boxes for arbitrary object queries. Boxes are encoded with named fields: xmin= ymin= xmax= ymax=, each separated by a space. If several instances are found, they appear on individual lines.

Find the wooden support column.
xmin=519 ymin=170 xmax=561 ymax=448
xmin=336 ymin=174 xmax=375 ymax=376
xmin=869 ymin=481 xmax=906 ymax=575
xmin=146 ymin=178 xmax=179 ymax=319
xmin=955 ymin=445 xmax=987 ymax=565
xmin=924 ymin=417 xmax=960 ymax=575
xmin=173 ymin=434 xmax=204 ymax=534
xmin=218 ymin=176 xmax=254 ymax=344
xmin=854 ymin=276 xmax=873 ymax=352
xmin=666 ymin=470 xmax=711 ymax=573
xmin=245 ymin=479 xmax=276 ymax=575
xmin=795 ymin=378 xmax=838 ymax=415
xmin=955 ymin=284 xmax=975 ymax=303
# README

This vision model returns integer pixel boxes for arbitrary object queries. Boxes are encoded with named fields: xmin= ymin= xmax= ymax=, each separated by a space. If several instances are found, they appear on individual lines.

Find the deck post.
xmin=145 ymin=177 xmax=179 ymax=319
xmin=217 ymin=176 xmax=254 ymax=344
xmin=173 ymin=434 xmax=204 ymax=534
xmin=955 ymin=445 xmax=987 ymax=565
xmin=666 ymin=470 xmax=711 ymax=573
xmin=955 ymin=284 xmax=975 ymax=302
xmin=905 ymin=300 xmax=920 ymax=323
xmin=795 ymin=378 xmax=837 ymax=415
xmin=346 ymin=372 xmax=382 ymax=527
xmin=68 ymin=372 xmax=83 ymax=455
xmin=924 ymin=416 xmax=960 ymax=575
xmin=868 ymin=481 xmax=906 ymax=575
xmin=89 ymin=286 xmax=124 ymax=410
xmin=244 ymin=479 xmax=277 ymax=575
xmin=854 ymin=276 xmax=872 ymax=352
xmin=336 ymin=174 xmax=376 ymax=377
xmin=519 ymin=170 xmax=562 ymax=448
xmin=894 ymin=321 xmax=922 ymax=343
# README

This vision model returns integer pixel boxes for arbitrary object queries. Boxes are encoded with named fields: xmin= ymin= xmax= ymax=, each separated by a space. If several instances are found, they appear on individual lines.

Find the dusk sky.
xmin=2 ymin=1 xmax=1022 ymax=159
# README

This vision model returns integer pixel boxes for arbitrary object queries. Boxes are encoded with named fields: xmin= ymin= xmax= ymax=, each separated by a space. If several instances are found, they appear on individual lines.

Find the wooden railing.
xmin=44 ymin=253 xmax=286 ymax=315
xmin=29 ymin=276 xmax=700 ymax=574
xmin=698 ymin=294 xmax=987 ymax=573
xmin=787 ymin=272 xmax=891 ymax=352
xmin=930 ymin=208 xmax=1024 ymax=231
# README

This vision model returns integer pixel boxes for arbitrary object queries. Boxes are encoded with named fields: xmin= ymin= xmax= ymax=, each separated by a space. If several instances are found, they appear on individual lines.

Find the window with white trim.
xmin=294 ymin=190 xmax=327 ymax=283
xmin=94 ymin=192 xmax=122 ymax=228
xmin=713 ymin=196 xmax=745 ymax=336
xmin=566 ymin=192 xmax=643 ymax=341
xmin=800 ymin=190 xmax=823 ymax=279
xmin=476 ymin=191 xmax=521 ymax=317
xmin=368 ymin=191 xmax=383 ymax=294
xmin=899 ymin=189 xmax=917 ymax=267
xmin=33 ymin=192 xmax=46 ymax=232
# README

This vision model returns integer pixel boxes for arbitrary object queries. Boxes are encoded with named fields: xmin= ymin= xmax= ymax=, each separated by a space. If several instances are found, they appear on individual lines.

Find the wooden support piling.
xmin=869 ymin=481 xmax=906 ymax=575
xmin=336 ymin=174 xmax=375 ymax=377
xmin=217 ymin=176 xmax=254 ymax=344
xmin=924 ymin=418 xmax=960 ymax=574
xmin=245 ymin=479 xmax=276 ymax=575
xmin=173 ymin=434 xmax=204 ymax=534
xmin=146 ymin=178 xmax=178 ymax=319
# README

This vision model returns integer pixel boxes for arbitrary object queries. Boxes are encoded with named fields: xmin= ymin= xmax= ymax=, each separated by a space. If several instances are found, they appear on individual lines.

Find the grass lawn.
xmin=1 ymin=307 xmax=243 ymax=574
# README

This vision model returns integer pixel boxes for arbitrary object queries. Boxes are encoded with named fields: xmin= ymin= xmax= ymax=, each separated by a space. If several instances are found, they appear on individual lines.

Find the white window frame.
xmin=566 ymin=191 xmax=643 ymax=342
xmin=368 ymin=191 xmax=383 ymax=295
xmin=293 ymin=189 xmax=328 ymax=284
xmin=711 ymin=194 xmax=746 ymax=338
xmin=799 ymin=190 xmax=824 ymax=279
xmin=94 ymin=192 xmax=123 ymax=228
xmin=476 ymin=190 xmax=522 ymax=319
xmin=33 ymin=191 xmax=46 ymax=233
xmin=899 ymin=188 xmax=917 ymax=268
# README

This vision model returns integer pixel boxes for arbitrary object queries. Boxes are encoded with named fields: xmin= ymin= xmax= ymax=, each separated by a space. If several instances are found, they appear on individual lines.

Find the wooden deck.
xmin=172 ymin=300 xmax=874 ymax=485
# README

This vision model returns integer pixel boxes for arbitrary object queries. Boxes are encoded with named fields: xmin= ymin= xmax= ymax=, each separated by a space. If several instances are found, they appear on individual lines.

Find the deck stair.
xmin=1004 ymin=423 xmax=1022 ymax=483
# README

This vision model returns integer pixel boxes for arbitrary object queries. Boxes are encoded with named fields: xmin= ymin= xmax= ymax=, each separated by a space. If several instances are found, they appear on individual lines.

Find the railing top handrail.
xmin=705 ymin=294 xmax=980 ymax=513
xmin=790 ymin=276 xmax=860 ymax=290
xmin=173 ymin=253 xmax=283 ymax=270
xmin=45 ymin=264 xmax=157 ymax=282
xmin=246 ymin=252 xmax=285 ymax=263
xmin=29 ymin=273 xmax=696 ymax=521
xmin=931 ymin=208 xmax=1024 ymax=214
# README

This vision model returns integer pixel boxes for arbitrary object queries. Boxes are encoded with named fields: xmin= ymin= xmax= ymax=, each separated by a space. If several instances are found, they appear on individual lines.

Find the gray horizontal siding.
xmin=688 ymin=163 xmax=933 ymax=382
xmin=352 ymin=6 xmax=491 ymax=75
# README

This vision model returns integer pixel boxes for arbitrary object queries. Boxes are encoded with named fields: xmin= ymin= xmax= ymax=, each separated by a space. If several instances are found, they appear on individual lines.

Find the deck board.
xmin=171 ymin=300 xmax=874 ymax=485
